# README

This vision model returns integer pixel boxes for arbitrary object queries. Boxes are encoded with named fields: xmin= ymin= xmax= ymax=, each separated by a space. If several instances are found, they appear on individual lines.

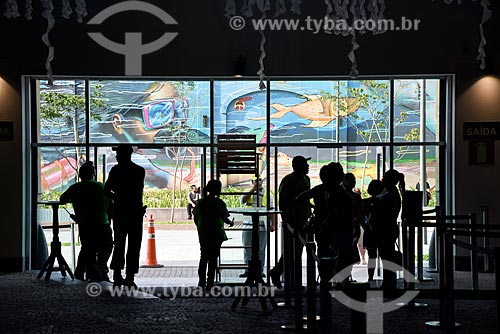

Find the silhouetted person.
xmin=194 ymin=179 xmax=233 ymax=289
xmin=296 ymin=164 xmax=334 ymax=258
xmin=187 ymin=185 xmax=199 ymax=220
xmin=296 ymin=163 xmax=338 ymax=284
xmin=105 ymin=145 xmax=146 ymax=288
xmin=367 ymin=169 xmax=403 ymax=290
xmin=361 ymin=179 xmax=385 ymax=281
xmin=325 ymin=163 xmax=355 ymax=282
xmin=269 ymin=155 xmax=311 ymax=288
xmin=342 ymin=172 xmax=365 ymax=265
xmin=240 ymin=177 xmax=275 ymax=277
xmin=60 ymin=161 xmax=113 ymax=282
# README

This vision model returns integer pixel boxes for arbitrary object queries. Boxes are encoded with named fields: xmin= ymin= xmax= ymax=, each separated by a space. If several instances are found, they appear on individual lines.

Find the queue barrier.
xmin=280 ymin=220 xmax=333 ymax=333
xmin=275 ymin=202 xmax=500 ymax=333
xmin=403 ymin=211 xmax=500 ymax=332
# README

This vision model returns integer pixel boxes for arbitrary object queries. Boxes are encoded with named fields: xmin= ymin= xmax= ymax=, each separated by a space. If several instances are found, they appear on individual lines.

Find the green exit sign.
xmin=0 ymin=121 xmax=14 ymax=141
xmin=463 ymin=122 xmax=500 ymax=140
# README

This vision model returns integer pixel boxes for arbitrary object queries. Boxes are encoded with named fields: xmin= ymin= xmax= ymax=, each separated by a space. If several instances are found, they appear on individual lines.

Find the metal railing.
xmin=403 ymin=210 xmax=500 ymax=332
xmin=280 ymin=220 xmax=333 ymax=332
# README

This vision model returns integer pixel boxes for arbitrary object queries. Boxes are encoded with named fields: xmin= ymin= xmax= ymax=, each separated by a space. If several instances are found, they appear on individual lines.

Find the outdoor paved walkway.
xmin=1 ymin=269 xmax=498 ymax=333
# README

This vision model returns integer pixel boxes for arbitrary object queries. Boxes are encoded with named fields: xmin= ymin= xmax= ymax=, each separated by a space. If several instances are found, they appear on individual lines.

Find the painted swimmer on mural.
xmin=248 ymin=94 xmax=361 ymax=128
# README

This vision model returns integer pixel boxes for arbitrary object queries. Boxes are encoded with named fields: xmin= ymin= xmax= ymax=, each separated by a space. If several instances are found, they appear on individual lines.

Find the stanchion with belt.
xmin=401 ymin=191 xmax=429 ymax=308
xmin=281 ymin=222 xmax=331 ymax=332
xmin=280 ymin=223 xmax=305 ymax=330
xmin=229 ymin=208 xmax=280 ymax=311
xmin=494 ymin=247 xmax=500 ymax=331
xmin=424 ymin=212 xmax=496 ymax=331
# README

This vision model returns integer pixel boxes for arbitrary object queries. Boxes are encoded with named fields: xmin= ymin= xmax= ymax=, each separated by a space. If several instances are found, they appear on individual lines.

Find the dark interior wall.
xmin=0 ymin=0 xmax=499 ymax=270
xmin=1 ymin=0 xmax=498 ymax=77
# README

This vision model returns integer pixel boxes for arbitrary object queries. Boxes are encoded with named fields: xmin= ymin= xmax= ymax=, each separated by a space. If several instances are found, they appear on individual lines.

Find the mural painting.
xmin=38 ymin=79 xmax=438 ymax=202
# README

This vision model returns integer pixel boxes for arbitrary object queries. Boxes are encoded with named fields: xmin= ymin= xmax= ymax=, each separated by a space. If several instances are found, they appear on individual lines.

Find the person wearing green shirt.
xmin=60 ymin=161 xmax=112 ymax=282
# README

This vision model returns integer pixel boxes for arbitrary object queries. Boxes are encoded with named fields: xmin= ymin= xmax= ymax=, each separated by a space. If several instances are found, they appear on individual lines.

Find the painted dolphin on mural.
xmin=248 ymin=94 xmax=361 ymax=128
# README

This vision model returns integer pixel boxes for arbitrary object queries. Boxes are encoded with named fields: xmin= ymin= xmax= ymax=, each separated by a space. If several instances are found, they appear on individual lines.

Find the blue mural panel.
xmin=89 ymin=80 xmax=210 ymax=144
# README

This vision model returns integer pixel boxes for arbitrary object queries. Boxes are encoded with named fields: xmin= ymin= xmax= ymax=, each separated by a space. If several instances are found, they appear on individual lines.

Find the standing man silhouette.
xmin=105 ymin=144 xmax=146 ymax=288
xmin=269 ymin=155 xmax=311 ymax=288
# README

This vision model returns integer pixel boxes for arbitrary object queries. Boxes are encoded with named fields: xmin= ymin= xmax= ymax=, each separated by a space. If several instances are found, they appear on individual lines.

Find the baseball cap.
xmin=292 ymin=155 xmax=311 ymax=166
xmin=112 ymin=144 xmax=133 ymax=156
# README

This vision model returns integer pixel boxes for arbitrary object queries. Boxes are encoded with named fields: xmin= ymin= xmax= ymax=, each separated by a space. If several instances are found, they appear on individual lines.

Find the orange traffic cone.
xmin=141 ymin=214 xmax=164 ymax=268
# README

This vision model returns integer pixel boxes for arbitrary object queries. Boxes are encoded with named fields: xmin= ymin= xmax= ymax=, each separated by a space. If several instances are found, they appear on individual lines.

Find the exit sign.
xmin=464 ymin=122 xmax=500 ymax=140
xmin=0 ymin=121 xmax=14 ymax=141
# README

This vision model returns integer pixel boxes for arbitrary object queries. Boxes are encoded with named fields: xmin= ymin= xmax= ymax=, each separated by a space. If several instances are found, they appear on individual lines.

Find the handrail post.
xmin=402 ymin=218 xmax=411 ymax=289
xmin=283 ymin=221 xmax=292 ymax=306
xmin=417 ymin=222 xmax=424 ymax=280
xmin=494 ymin=247 xmax=500 ymax=332
xmin=470 ymin=213 xmax=479 ymax=290
xmin=444 ymin=226 xmax=456 ymax=332
xmin=294 ymin=229 xmax=303 ymax=331
xmin=70 ymin=222 xmax=76 ymax=272
xmin=437 ymin=216 xmax=447 ymax=327
xmin=408 ymin=215 xmax=416 ymax=286
xmin=306 ymin=240 xmax=316 ymax=332
xmin=402 ymin=191 xmax=422 ymax=285
xmin=481 ymin=206 xmax=491 ymax=272
xmin=427 ymin=205 xmax=441 ymax=273
xmin=319 ymin=257 xmax=332 ymax=333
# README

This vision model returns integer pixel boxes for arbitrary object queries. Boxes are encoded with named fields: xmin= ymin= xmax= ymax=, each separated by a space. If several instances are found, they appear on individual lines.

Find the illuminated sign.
xmin=463 ymin=122 xmax=500 ymax=140
xmin=469 ymin=140 xmax=495 ymax=165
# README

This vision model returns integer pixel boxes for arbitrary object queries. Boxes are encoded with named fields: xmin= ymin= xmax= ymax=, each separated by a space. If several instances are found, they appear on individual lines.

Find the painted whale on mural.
xmin=248 ymin=94 xmax=360 ymax=128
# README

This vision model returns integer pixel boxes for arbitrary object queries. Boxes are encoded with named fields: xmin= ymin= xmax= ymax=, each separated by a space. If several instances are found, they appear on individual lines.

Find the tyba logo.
xmin=330 ymin=260 xmax=420 ymax=333
xmin=87 ymin=1 xmax=178 ymax=75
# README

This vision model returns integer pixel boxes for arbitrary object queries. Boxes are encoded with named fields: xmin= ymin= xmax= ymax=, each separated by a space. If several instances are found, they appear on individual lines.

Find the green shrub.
xmin=142 ymin=187 xmax=184 ymax=208
xmin=41 ymin=186 xmax=273 ymax=209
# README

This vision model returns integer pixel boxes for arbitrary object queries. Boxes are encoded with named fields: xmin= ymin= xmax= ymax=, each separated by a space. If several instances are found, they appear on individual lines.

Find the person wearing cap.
xmin=269 ymin=155 xmax=311 ymax=288
xmin=105 ymin=144 xmax=146 ymax=288
xmin=60 ymin=161 xmax=113 ymax=282
xmin=239 ymin=177 xmax=275 ymax=278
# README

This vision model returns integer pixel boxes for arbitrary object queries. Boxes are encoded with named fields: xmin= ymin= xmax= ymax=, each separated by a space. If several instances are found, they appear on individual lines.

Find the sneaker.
xmin=239 ymin=272 xmax=248 ymax=278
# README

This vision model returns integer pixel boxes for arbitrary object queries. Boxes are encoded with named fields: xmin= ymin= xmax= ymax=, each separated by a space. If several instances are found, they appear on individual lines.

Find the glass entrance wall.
xmin=30 ymin=76 xmax=448 ymax=268
xmin=32 ymin=76 xmax=445 ymax=203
